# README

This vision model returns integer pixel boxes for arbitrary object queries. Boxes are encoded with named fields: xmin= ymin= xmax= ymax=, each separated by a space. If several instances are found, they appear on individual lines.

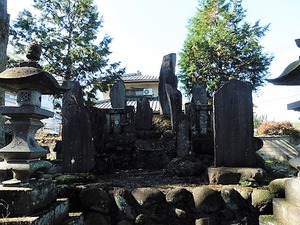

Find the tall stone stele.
xmin=0 ymin=41 xmax=68 ymax=184
xmin=158 ymin=53 xmax=177 ymax=116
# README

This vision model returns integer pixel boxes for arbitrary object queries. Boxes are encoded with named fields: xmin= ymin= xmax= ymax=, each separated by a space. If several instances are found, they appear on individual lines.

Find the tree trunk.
xmin=0 ymin=0 xmax=9 ymax=147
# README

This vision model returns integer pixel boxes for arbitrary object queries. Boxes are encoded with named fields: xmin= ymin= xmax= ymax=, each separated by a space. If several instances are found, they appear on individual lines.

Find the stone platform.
xmin=0 ymin=198 xmax=68 ymax=225
xmin=0 ymin=179 xmax=56 ymax=217
xmin=0 ymin=179 xmax=83 ymax=225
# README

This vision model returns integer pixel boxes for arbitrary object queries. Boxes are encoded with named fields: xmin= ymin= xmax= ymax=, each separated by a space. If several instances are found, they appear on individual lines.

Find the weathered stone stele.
xmin=213 ymin=79 xmax=256 ymax=167
xmin=62 ymin=81 xmax=96 ymax=173
xmin=165 ymin=84 xmax=182 ymax=131
xmin=110 ymin=79 xmax=126 ymax=108
xmin=192 ymin=82 xmax=208 ymax=106
xmin=192 ymin=82 xmax=210 ymax=134
xmin=135 ymin=97 xmax=153 ymax=130
xmin=158 ymin=53 xmax=177 ymax=116
xmin=176 ymin=114 xmax=190 ymax=158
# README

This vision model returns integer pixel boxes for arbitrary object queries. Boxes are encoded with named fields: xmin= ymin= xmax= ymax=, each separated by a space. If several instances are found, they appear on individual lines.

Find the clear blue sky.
xmin=7 ymin=0 xmax=300 ymax=121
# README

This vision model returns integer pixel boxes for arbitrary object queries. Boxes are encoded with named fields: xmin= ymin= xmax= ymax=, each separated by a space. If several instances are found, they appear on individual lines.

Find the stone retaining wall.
xmin=58 ymin=184 xmax=271 ymax=225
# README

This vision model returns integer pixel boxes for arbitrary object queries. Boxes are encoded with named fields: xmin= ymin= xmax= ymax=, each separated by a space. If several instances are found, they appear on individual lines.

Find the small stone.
xmin=174 ymin=208 xmax=187 ymax=218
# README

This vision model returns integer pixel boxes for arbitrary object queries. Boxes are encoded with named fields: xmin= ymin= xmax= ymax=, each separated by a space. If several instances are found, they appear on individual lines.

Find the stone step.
xmin=0 ymin=198 xmax=69 ymax=225
xmin=62 ymin=212 xmax=84 ymax=225
xmin=285 ymin=177 xmax=300 ymax=207
xmin=0 ymin=179 xmax=57 ymax=217
xmin=273 ymin=198 xmax=300 ymax=225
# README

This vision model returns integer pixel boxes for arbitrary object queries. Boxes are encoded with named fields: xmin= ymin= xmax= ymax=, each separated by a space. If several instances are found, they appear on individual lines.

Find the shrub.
xmin=256 ymin=121 xmax=299 ymax=136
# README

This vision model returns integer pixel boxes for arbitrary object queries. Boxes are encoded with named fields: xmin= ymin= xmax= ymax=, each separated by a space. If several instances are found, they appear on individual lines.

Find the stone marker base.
xmin=207 ymin=167 xmax=266 ymax=185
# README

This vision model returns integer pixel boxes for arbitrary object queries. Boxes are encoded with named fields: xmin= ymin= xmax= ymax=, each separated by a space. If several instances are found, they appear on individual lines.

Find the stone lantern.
xmin=0 ymin=41 xmax=67 ymax=184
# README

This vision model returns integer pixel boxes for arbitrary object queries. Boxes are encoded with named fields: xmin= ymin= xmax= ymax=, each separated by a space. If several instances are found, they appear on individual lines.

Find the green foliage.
xmin=264 ymin=160 xmax=297 ymax=178
xmin=256 ymin=121 xmax=299 ymax=136
xmin=9 ymin=0 xmax=125 ymax=105
xmin=253 ymin=113 xmax=268 ymax=129
xmin=239 ymin=177 xmax=258 ymax=187
xmin=178 ymin=0 xmax=273 ymax=96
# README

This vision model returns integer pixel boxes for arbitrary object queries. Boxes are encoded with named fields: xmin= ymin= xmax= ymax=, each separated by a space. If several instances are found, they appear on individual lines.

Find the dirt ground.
xmin=95 ymin=169 xmax=208 ymax=190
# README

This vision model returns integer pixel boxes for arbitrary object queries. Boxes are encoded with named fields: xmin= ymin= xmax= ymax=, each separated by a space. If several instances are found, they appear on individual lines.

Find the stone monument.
xmin=213 ymin=79 xmax=256 ymax=167
xmin=110 ymin=79 xmax=126 ymax=108
xmin=135 ymin=97 xmax=153 ymax=130
xmin=192 ymin=82 xmax=209 ymax=134
xmin=165 ymin=84 xmax=182 ymax=131
xmin=208 ymin=79 xmax=265 ymax=185
xmin=158 ymin=53 xmax=177 ymax=116
xmin=62 ymin=81 xmax=96 ymax=173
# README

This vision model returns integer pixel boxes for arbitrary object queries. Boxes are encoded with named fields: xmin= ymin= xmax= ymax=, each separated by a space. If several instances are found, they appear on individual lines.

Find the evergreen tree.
xmin=178 ymin=0 xmax=273 ymax=96
xmin=9 ymin=0 xmax=124 ymax=105
xmin=0 ymin=0 xmax=9 ymax=147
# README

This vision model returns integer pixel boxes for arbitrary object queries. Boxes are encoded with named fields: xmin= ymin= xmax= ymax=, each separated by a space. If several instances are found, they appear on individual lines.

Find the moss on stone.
xmin=268 ymin=178 xmax=291 ymax=197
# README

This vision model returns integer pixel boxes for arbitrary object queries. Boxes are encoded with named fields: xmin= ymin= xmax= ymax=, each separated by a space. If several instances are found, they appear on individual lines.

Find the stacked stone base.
xmin=0 ymin=180 xmax=83 ymax=225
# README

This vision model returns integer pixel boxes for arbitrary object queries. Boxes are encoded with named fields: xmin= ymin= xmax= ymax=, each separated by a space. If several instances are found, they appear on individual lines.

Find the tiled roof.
xmin=122 ymin=74 xmax=159 ymax=83
xmin=95 ymin=97 xmax=161 ymax=113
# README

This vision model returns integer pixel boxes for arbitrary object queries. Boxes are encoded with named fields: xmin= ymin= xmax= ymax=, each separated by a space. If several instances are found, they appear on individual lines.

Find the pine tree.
xmin=178 ymin=0 xmax=273 ymax=96
xmin=9 ymin=0 xmax=124 ymax=105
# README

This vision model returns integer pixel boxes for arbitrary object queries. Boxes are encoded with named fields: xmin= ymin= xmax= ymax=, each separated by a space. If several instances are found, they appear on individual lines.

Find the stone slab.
xmin=207 ymin=167 xmax=265 ymax=185
xmin=0 ymin=198 xmax=69 ymax=225
xmin=285 ymin=178 xmax=300 ymax=207
xmin=273 ymin=198 xmax=300 ymax=225
xmin=0 ymin=179 xmax=57 ymax=217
